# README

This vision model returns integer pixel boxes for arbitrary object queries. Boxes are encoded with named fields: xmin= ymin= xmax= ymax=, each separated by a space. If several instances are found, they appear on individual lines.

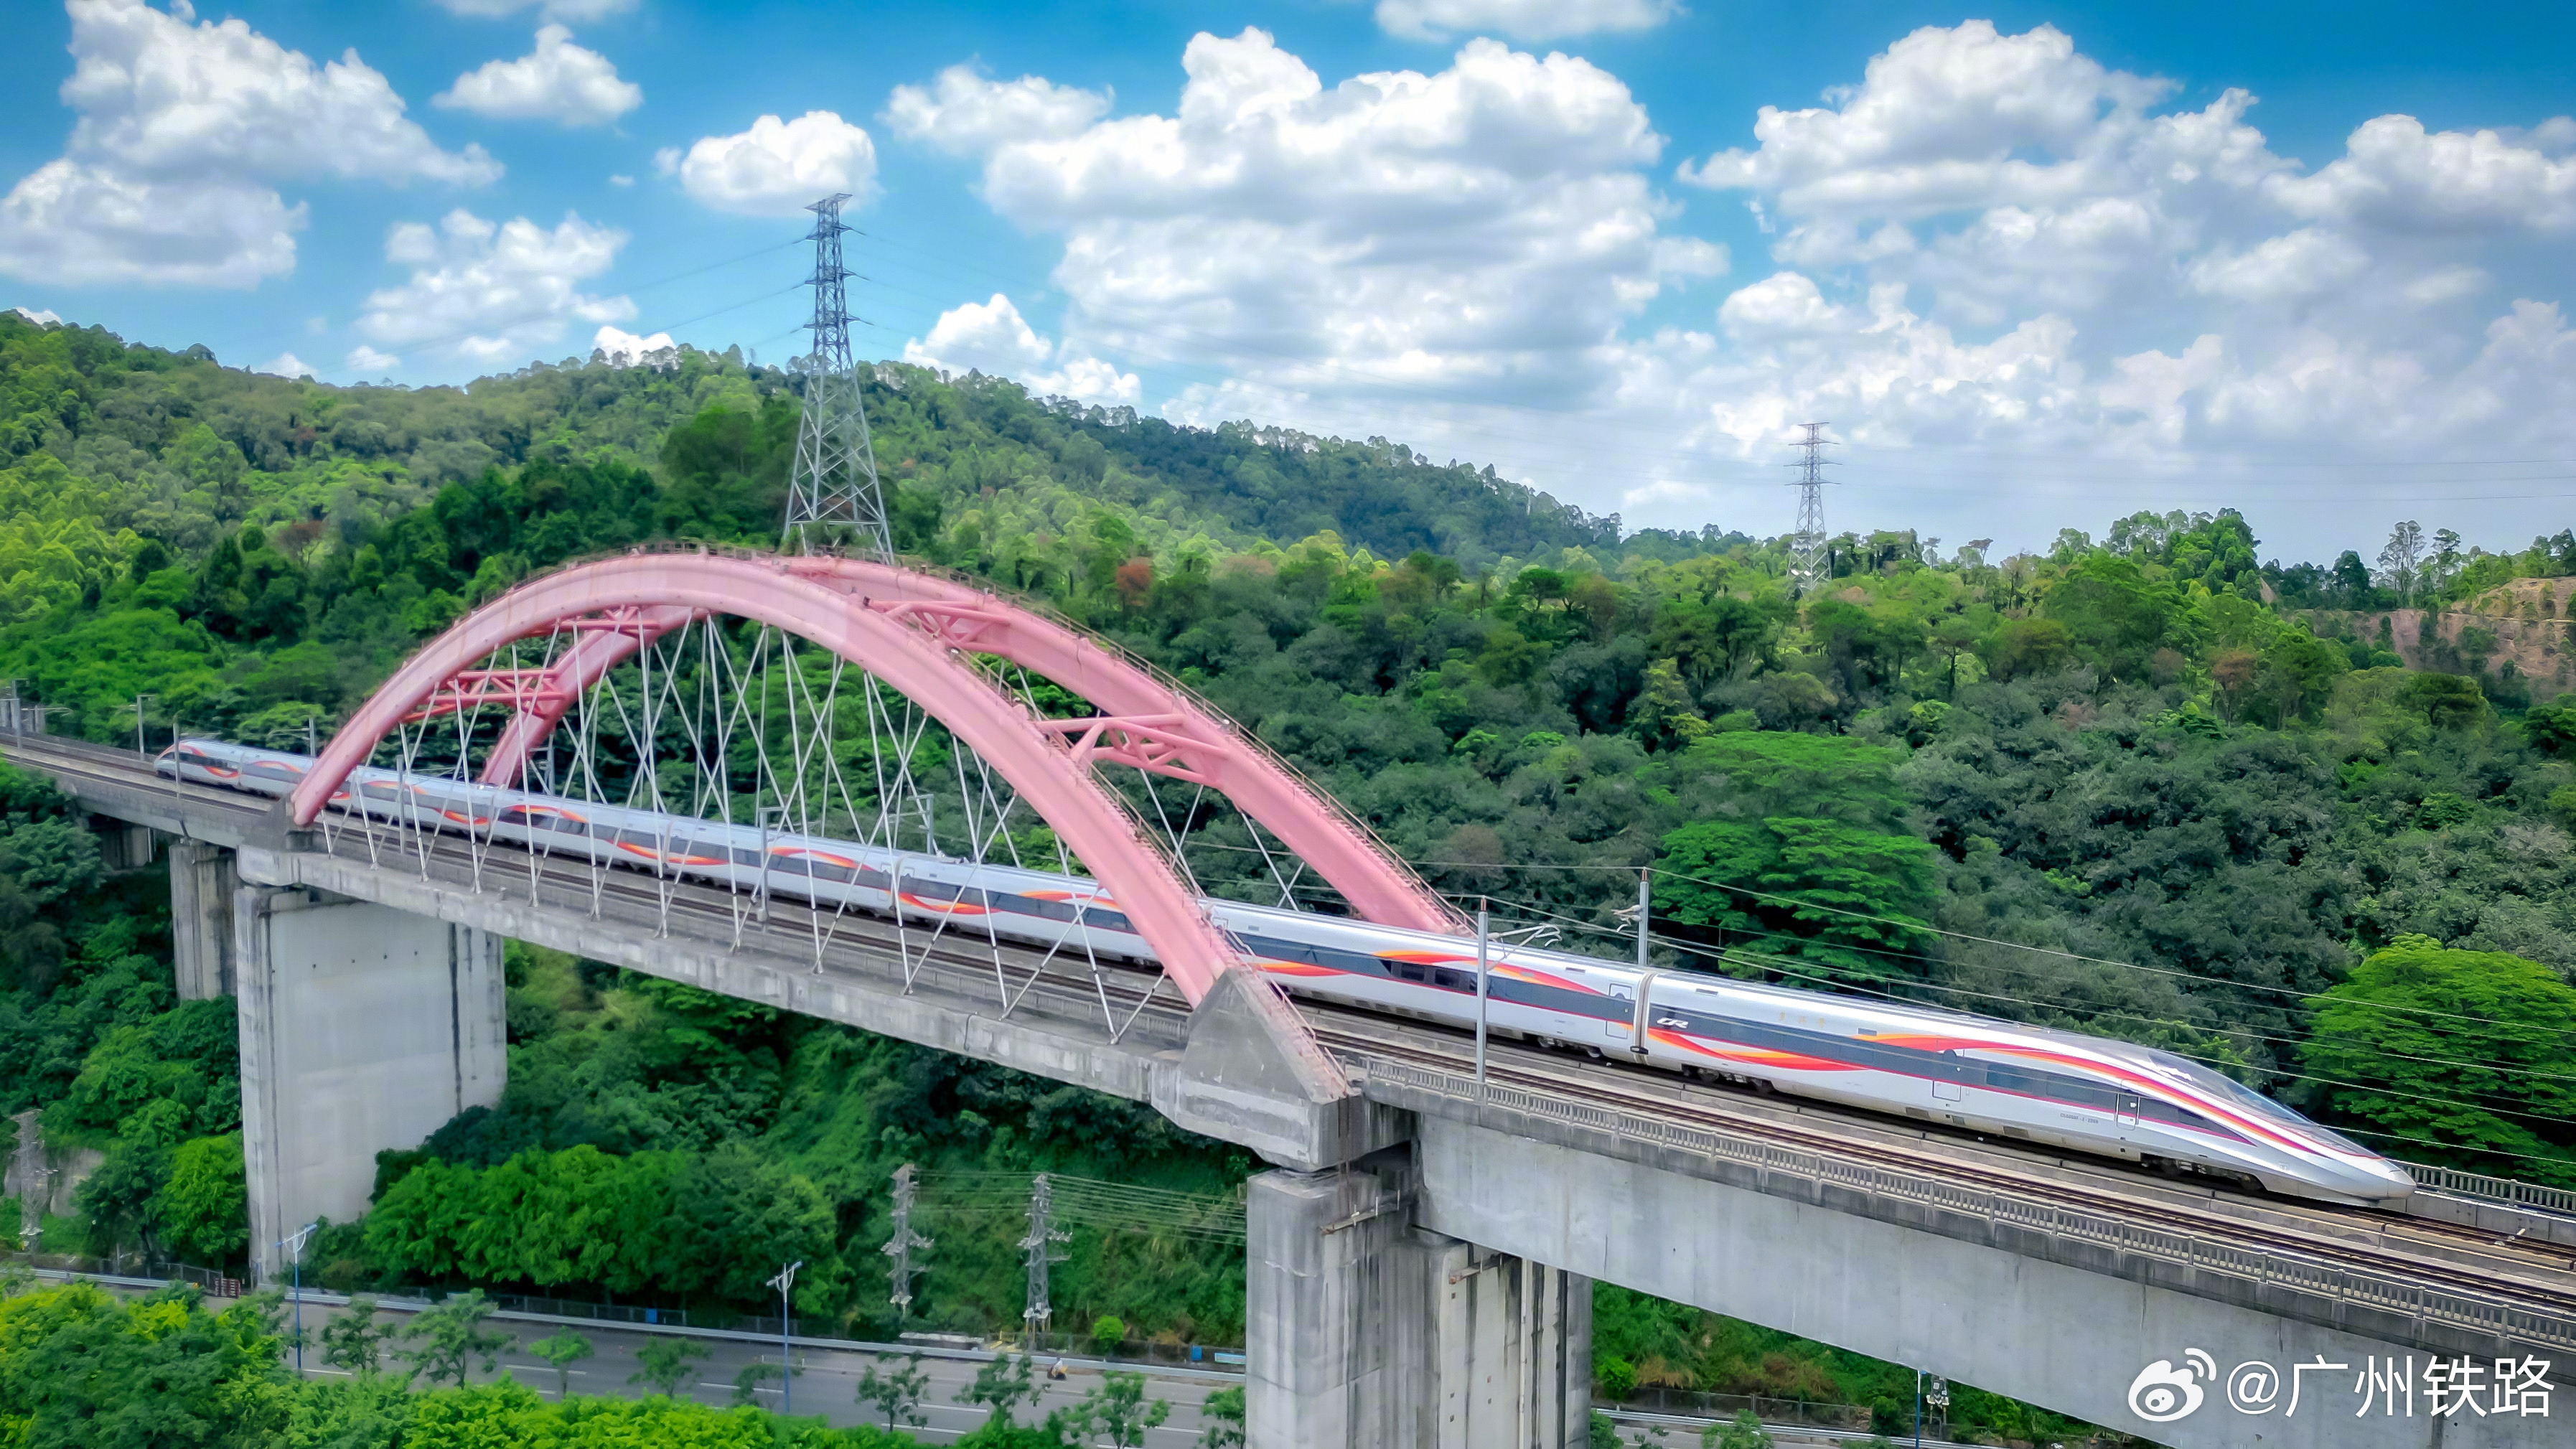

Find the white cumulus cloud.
xmin=884 ymin=65 xmax=1110 ymax=155
xmin=2268 ymin=114 xmax=2576 ymax=235
xmin=657 ymin=111 xmax=876 ymax=216
xmin=1374 ymin=0 xmax=1684 ymax=42
xmin=345 ymin=344 xmax=400 ymax=372
xmin=11 ymin=306 xmax=65 ymax=327
xmin=355 ymin=209 xmax=633 ymax=363
xmin=901 ymin=293 xmax=1141 ymax=405
xmin=0 ymin=0 xmax=494 ymax=289
xmin=0 ymin=161 xmax=304 ymax=287
xmin=435 ymin=25 xmax=641 ymax=127
xmin=253 ymin=350 xmax=314 ymax=378
xmin=951 ymin=29 xmax=1718 ymax=416
xmin=593 ymin=324 xmax=673 ymax=365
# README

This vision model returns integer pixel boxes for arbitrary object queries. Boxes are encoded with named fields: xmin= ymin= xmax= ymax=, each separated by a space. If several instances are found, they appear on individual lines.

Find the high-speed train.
xmin=162 ymin=736 xmax=2415 ymax=1205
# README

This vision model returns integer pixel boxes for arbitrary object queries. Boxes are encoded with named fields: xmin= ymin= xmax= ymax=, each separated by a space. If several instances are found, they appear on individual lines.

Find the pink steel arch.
xmin=288 ymin=554 xmax=1248 ymax=1004
xmin=458 ymin=555 xmax=1461 ymax=935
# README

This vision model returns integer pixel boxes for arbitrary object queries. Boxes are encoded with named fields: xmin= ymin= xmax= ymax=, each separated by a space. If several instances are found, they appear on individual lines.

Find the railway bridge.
xmin=6 ymin=547 xmax=2572 ymax=1449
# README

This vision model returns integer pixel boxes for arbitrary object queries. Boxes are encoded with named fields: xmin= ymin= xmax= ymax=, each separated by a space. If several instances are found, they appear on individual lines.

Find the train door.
xmin=2115 ymin=1093 xmax=2142 ymax=1136
xmin=1602 ymin=981 xmax=1633 ymax=1043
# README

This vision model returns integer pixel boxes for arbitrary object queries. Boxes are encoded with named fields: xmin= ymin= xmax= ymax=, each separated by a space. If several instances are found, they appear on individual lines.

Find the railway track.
xmin=14 ymin=736 xmax=2576 ymax=1321
xmin=1309 ymin=1016 xmax=2576 ymax=1315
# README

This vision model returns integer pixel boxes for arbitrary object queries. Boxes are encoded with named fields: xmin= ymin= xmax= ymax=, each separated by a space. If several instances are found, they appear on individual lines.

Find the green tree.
xmin=959 ymin=1351 xmax=1044 ymax=1429
xmin=1704 ymin=1408 xmax=1773 ymax=1448
xmin=730 ymin=1359 xmax=784 ymax=1407
xmin=857 ymin=1351 xmax=930 ymax=1432
xmin=1588 ymin=1409 xmax=1624 ymax=1448
xmin=1597 ymin=1354 xmax=1637 ymax=1400
xmin=1063 ymin=1368 xmax=1171 ymax=1448
xmin=527 ymin=1327 xmax=594 ymax=1398
xmin=0 ymin=1282 xmax=295 ymax=1447
xmin=319 ymin=1297 xmax=393 ymax=1375
xmin=2039 ymin=553 xmax=2194 ymax=680
xmin=1200 ymin=1383 xmax=1247 ymax=1448
xmin=154 ymin=1133 xmax=246 ymax=1265
xmin=1090 ymin=1313 xmax=1127 ymax=1357
xmin=1654 ymin=733 xmax=1938 ymax=985
xmin=2302 ymin=936 xmax=2576 ymax=1186
xmin=397 ymin=1288 xmax=513 ymax=1387
xmin=628 ymin=1336 xmax=710 ymax=1397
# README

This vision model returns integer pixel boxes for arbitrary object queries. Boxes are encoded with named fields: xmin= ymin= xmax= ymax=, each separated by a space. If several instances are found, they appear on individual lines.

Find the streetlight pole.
xmin=767 ymin=1260 xmax=803 ymax=1415
xmin=133 ymin=693 xmax=154 ymax=759
xmin=278 ymin=1219 xmax=320 ymax=1374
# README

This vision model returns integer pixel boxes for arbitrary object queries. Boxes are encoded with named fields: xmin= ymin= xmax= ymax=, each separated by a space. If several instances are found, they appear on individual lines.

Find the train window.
xmin=1080 ymin=907 xmax=1133 ymax=932
xmin=998 ymin=894 xmax=1079 ymax=922
xmin=249 ymin=763 xmax=299 ymax=779
xmin=1392 ymin=961 xmax=1428 ymax=983
xmin=1432 ymin=968 xmax=1471 ymax=992
xmin=854 ymin=866 xmax=891 ymax=890
xmin=1240 ymin=936 xmax=1313 ymax=965
xmin=907 ymin=881 xmax=963 ymax=902
xmin=1310 ymin=945 xmax=1386 ymax=977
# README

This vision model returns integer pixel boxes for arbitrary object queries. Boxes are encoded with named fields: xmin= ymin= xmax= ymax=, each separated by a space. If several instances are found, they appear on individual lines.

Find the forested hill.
xmin=7 ymin=309 xmax=2576 ymax=1204
xmin=0 ymin=311 xmax=1657 ymax=619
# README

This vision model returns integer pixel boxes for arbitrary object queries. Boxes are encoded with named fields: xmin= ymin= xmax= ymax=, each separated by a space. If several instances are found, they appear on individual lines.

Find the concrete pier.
xmin=168 ymin=840 xmax=238 ymax=1000
xmin=234 ymin=885 xmax=505 ymax=1280
xmin=1247 ymin=1160 xmax=1590 ymax=1448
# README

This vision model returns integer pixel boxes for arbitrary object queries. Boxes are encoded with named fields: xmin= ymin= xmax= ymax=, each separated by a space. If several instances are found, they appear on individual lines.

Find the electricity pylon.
xmin=783 ymin=192 xmax=891 ymax=555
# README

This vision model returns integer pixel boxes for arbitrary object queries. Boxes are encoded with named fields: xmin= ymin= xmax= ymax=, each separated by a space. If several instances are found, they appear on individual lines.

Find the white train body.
xmin=163 ymin=738 xmax=2415 ymax=1205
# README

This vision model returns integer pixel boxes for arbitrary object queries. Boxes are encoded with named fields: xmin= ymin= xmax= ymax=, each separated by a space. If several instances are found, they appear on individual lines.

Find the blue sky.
xmin=4 ymin=0 xmax=2573 ymax=563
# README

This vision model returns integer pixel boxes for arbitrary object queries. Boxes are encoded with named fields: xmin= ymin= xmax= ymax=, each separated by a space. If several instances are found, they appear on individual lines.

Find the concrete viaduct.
xmin=8 ymin=549 xmax=2574 ymax=1449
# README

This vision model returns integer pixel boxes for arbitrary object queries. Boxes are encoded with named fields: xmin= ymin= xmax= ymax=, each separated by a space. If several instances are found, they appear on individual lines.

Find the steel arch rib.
xmin=469 ymin=558 xmax=1462 ymax=934
xmin=795 ymin=558 xmax=1462 ymax=934
xmin=289 ymin=555 xmax=1243 ymax=1004
xmin=476 ymin=604 xmax=698 ymax=786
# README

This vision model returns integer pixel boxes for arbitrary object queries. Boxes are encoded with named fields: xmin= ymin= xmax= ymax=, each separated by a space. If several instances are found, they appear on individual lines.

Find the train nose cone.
xmin=2364 ymin=1157 xmax=2418 ymax=1199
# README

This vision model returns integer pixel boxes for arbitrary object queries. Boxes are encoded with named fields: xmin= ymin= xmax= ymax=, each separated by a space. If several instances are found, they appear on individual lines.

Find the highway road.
xmin=289 ymin=1297 xmax=1230 ymax=1443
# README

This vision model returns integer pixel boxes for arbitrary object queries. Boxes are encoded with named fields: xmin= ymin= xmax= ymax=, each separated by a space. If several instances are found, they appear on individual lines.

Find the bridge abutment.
xmin=233 ymin=883 xmax=505 ymax=1281
xmin=1247 ymin=1156 xmax=1591 ymax=1449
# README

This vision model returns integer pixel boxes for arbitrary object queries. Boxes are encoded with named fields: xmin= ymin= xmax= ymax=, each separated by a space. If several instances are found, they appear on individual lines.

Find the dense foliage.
xmin=0 ymin=1280 xmax=922 ymax=1448
xmin=7 ymin=310 xmax=2576 ymax=1435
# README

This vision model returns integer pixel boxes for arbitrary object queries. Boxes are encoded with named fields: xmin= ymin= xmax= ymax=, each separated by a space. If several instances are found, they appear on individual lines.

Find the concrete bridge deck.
xmin=11 ymin=731 xmax=2574 ymax=1448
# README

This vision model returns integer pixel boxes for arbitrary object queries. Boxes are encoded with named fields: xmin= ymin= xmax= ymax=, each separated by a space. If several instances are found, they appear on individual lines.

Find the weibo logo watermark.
xmin=2127 ymin=1350 xmax=2216 ymax=1422
xmin=2128 ymin=1349 xmax=2553 ymax=1423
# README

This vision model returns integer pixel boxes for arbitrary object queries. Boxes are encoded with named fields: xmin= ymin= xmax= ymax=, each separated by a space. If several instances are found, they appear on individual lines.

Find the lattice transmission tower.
xmin=784 ymin=192 xmax=892 ymax=555
xmin=1019 ymin=1173 xmax=1072 ymax=1338
xmin=1786 ymin=421 xmax=1837 ymax=589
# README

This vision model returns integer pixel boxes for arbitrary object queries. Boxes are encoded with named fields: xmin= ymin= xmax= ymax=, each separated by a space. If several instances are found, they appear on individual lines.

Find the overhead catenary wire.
xmin=1423 ymin=884 xmax=2576 ymax=1087
xmin=1438 ymin=883 xmax=2576 ymax=1130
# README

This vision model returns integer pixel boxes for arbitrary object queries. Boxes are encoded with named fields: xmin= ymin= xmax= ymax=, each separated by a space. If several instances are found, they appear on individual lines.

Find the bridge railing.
xmin=1355 ymin=1054 xmax=2576 ymax=1354
xmin=2402 ymin=1161 xmax=2576 ymax=1217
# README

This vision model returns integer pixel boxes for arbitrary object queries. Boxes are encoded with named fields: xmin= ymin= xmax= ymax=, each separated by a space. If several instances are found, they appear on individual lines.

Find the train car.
xmin=161 ymin=737 xmax=2414 ymax=1205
